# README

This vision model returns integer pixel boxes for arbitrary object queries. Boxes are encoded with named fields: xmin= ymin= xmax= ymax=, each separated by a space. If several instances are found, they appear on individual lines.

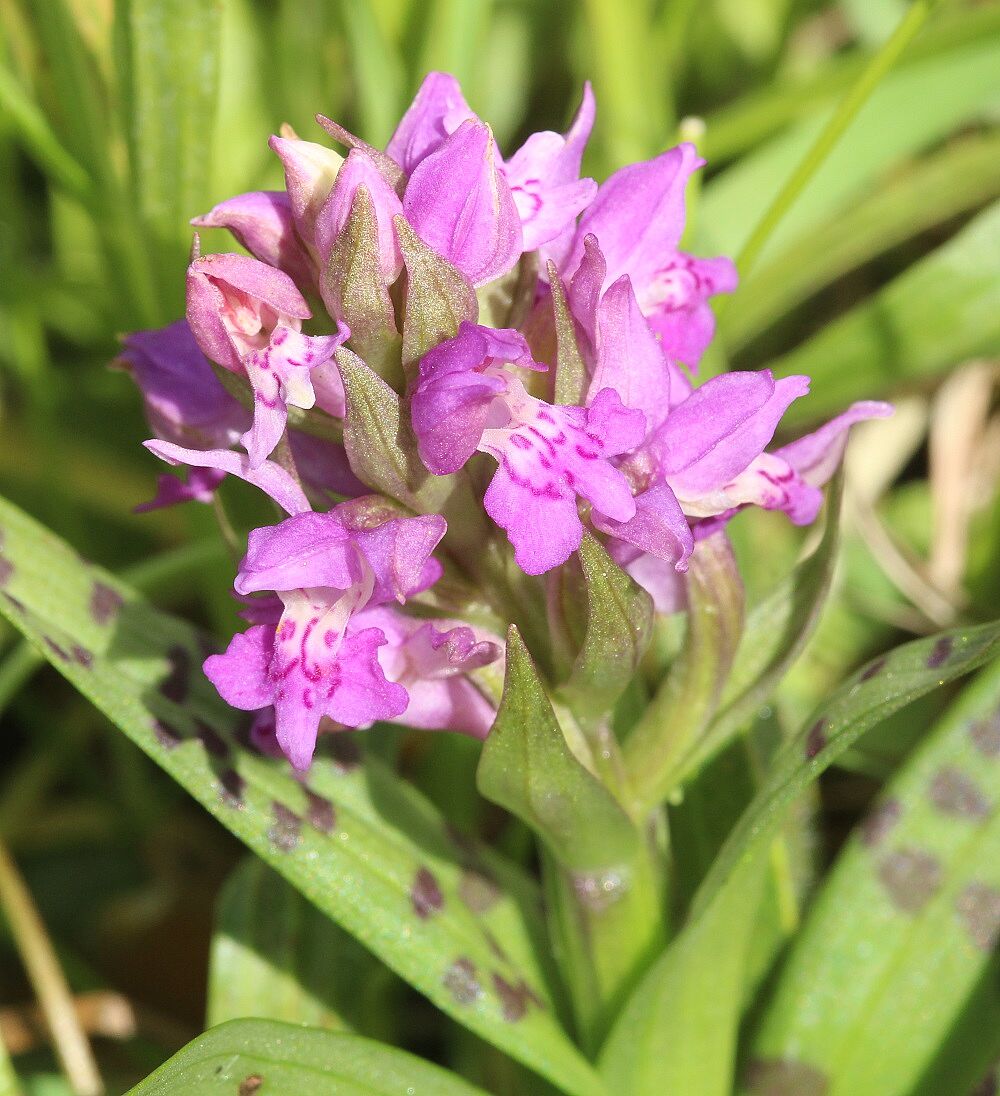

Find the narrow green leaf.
xmin=117 ymin=0 xmax=222 ymax=310
xmin=703 ymin=5 xmax=1000 ymax=162
xmin=701 ymin=35 xmax=1000 ymax=264
xmin=678 ymin=476 xmax=842 ymax=784
xmin=478 ymin=627 xmax=637 ymax=873
xmin=0 ymin=64 xmax=91 ymax=200
xmin=625 ymin=532 xmax=745 ymax=808
xmin=337 ymin=0 xmax=405 ymax=147
xmin=693 ymin=620 xmax=1000 ymax=924
xmin=772 ymin=199 xmax=1000 ymax=426
xmin=209 ymin=858 xmax=395 ymax=1037
xmin=0 ymin=1025 xmax=22 ymax=1096
xmin=558 ymin=533 xmax=653 ymax=728
xmin=749 ymin=657 xmax=1000 ymax=1096
xmin=727 ymin=130 xmax=1000 ymax=348
xmin=549 ymin=263 xmax=588 ymax=407
xmin=126 ymin=1018 xmax=491 ymax=1096
xmin=395 ymin=216 xmax=479 ymax=372
xmin=0 ymin=495 xmax=604 ymax=1096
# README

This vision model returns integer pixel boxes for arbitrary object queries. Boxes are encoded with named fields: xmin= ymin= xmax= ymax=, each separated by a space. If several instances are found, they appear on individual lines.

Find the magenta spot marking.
xmin=412 ymin=867 xmax=445 ymax=919
xmin=927 ymin=636 xmax=953 ymax=669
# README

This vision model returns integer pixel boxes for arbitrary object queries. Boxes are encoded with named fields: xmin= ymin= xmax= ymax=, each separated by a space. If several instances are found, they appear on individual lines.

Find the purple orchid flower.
xmin=118 ymin=320 xmax=249 ymax=449
xmin=268 ymin=133 xmax=345 ymax=252
xmin=412 ymin=321 xmax=645 ymax=574
xmin=191 ymin=192 xmax=315 ymax=291
xmin=403 ymin=119 xmax=523 ymax=287
xmin=359 ymin=606 xmax=501 ymax=738
xmin=204 ymin=504 xmax=447 ymax=769
xmin=564 ymin=143 xmax=737 ymax=367
xmin=186 ymin=252 xmax=348 ymax=467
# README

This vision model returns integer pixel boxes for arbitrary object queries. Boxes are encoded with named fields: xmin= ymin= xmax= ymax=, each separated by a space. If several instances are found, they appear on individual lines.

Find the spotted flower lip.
xmin=412 ymin=321 xmax=645 ymax=574
xmin=186 ymin=251 xmax=348 ymax=467
xmin=204 ymin=506 xmax=447 ymax=770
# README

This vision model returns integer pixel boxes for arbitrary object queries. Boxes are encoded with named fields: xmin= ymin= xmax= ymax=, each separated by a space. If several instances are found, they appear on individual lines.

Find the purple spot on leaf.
xmin=859 ymin=657 xmax=887 ymax=682
xmin=160 ymin=645 xmax=191 ymax=703
xmin=152 ymin=719 xmax=184 ymax=750
xmin=745 ymin=1059 xmax=829 ymax=1095
xmin=0 ymin=557 xmax=13 ymax=587
xmin=926 ymin=636 xmax=953 ymax=669
xmin=805 ymin=718 xmax=828 ymax=760
xmin=443 ymin=958 xmax=481 ymax=1005
xmin=957 ymin=882 xmax=1000 ymax=951
xmin=194 ymin=720 xmax=229 ymax=758
xmin=90 ymin=583 xmax=123 ymax=626
xmin=218 ymin=769 xmax=245 ymax=809
xmin=928 ymin=766 xmax=990 ymax=819
xmin=860 ymin=798 xmax=902 ymax=847
xmin=238 ymin=1075 xmax=263 ymax=1096
xmin=269 ymin=801 xmax=301 ymax=851
xmin=970 ymin=713 xmax=1000 ymax=758
xmin=71 ymin=645 xmax=93 ymax=668
xmin=412 ymin=867 xmax=444 ymax=919
xmin=492 ymin=974 xmax=529 ymax=1022
xmin=304 ymin=789 xmax=335 ymax=834
xmin=877 ymin=847 xmax=942 ymax=913
xmin=44 ymin=637 xmax=70 ymax=661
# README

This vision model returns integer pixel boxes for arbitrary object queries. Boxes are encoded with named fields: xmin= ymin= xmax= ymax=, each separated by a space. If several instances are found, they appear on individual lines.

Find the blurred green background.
xmin=1 ymin=0 xmax=999 ymax=1091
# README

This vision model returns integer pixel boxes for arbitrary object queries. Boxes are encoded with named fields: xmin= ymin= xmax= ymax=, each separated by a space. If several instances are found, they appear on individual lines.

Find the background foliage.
xmin=1 ymin=0 xmax=999 ymax=1093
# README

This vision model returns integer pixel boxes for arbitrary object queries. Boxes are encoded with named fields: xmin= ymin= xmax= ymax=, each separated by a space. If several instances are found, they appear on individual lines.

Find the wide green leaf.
xmin=126 ymin=1018 xmax=490 ymax=1096
xmin=478 ymin=627 xmax=637 ymax=873
xmin=747 ymin=657 xmax=1000 ymax=1096
xmin=0 ymin=495 xmax=604 ymax=1096
xmin=116 ymin=0 xmax=221 ymax=313
xmin=209 ymin=858 xmax=396 ymax=1038
xmin=598 ymin=850 xmax=769 ymax=1096
xmin=771 ymin=199 xmax=1000 ymax=425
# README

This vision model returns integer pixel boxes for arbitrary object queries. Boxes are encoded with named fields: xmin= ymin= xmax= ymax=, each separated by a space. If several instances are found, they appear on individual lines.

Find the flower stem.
xmin=0 ymin=840 xmax=103 ymax=1096
xmin=734 ymin=0 xmax=940 ymax=280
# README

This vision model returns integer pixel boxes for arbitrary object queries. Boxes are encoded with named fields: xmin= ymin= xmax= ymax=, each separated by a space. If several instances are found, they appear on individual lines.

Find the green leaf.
xmin=557 ymin=533 xmax=653 ymax=730
xmin=693 ymin=621 xmax=1000 ymax=925
xmin=116 ymin=0 xmax=222 ymax=311
xmin=337 ymin=0 xmax=405 ymax=147
xmin=677 ymin=475 xmax=843 ymax=785
xmin=209 ymin=858 xmax=396 ymax=1037
xmin=395 ymin=216 xmax=478 ymax=372
xmin=0 ymin=495 xmax=604 ymax=1096
xmin=772 ymin=199 xmax=1000 ymax=426
xmin=478 ymin=627 xmax=637 ymax=873
xmin=549 ymin=263 xmax=588 ymax=407
xmin=0 ymin=1025 xmax=22 ymax=1096
xmin=701 ymin=33 xmax=1000 ymax=264
xmin=479 ymin=627 xmax=665 ymax=1053
xmin=125 ymin=1018 xmax=491 ymax=1096
xmin=749 ymin=656 xmax=1000 ymax=1096
xmin=726 ymin=130 xmax=1000 ymax=348
xmin=598 ymin=849 xmax=769 ymax=1096
xmin=624 ymin=532 xmax=745 ymax=809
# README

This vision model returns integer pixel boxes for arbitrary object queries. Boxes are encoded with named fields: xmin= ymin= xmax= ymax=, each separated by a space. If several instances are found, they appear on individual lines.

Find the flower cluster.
xmin=121 ymin=73 xmax=890 ymax=769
